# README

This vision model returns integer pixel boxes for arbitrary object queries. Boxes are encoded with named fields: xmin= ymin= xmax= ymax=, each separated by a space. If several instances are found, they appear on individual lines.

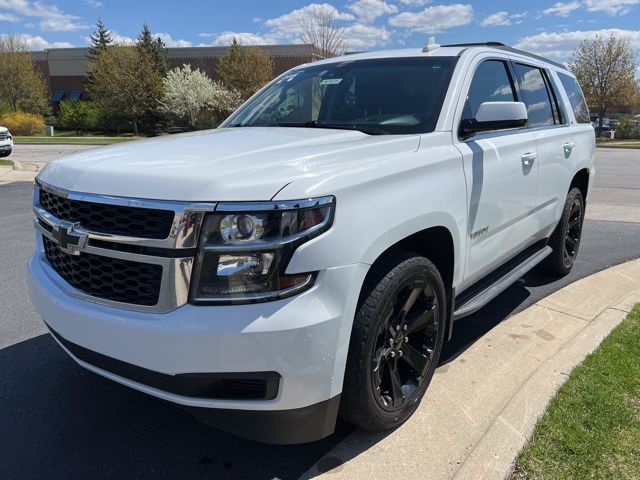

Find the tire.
xmin=541 ymin=187 xmax=585 ymax=276
xmin=340 ymin=251 xmax=447 ymax=431
xmin=0 ymin=148 xmax=11 ymax=158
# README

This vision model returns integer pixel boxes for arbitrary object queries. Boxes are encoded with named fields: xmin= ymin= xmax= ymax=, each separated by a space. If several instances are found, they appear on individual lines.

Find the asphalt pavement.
xmin=1 ymin=147 xmax=639 ymax=479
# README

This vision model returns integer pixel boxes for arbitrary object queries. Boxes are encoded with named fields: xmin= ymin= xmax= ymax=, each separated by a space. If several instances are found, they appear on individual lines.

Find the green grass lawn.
xmin=0 ymin=159 xmax=13 ymax=166
xmin=596 ymin=140 xmax=640 ymax=149
xmin=14 ymin=135 xmax=141 ymax=145
xmin=511 ymin=305 xmax=640 ymax=480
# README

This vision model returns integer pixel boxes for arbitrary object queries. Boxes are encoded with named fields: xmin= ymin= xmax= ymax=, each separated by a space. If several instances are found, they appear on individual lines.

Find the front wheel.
xmin=0 ymin=148 xmax=11 ymax=158
xmin=340 ymin=251 xmax=447 ymax=431
xmin=542 ymin=187 xmax=585 ymax=276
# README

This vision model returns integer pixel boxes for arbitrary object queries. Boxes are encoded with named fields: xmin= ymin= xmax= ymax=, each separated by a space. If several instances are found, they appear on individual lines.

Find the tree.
xmin=217 ymin=39 xmax=275 ymax=99
xmin=137 ymin=24 xmax=169 ymax=77
xmin=87 ymin=45 xmax=164 ymax=135
xmin=0 ymin=34 xmax=48 ymax=114
xmin=160 ymin=64 xmax=241 ymax=128
xmin=58 ymin=99 xmax=91 ymax=135
xmin=87 ymin=18 xmax=113 ymax=61
xmin=569 ymin=34 xmax=638 ymax=135
xmin=297 ymin=4 xmax=347 ymax=59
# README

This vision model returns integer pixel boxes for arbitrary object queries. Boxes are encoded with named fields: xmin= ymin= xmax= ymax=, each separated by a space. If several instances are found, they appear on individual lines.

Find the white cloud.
xmin=344 ymin=23 xmax=392 ymax=49
xmin=0 ymin=12 xmax=20 ymax=21
xmin=0 ymin=0 xmax=88 ymax=31
xmin=347 ymin=0 xmax=397 ymax=23
xmin=543 ymin=1 xmax=581 ymax=17
xmin=389 ymin=3 xmax=473 ymax=33
xmin=2 ymin=32 xmax=73 ymax=49
xmin=398 ymin=0 xmax=431 ymax=6
xmin=83 ymin=0 xmax=103 ymax=6
xmin=480 ymin=11 xmax=511 ymax=27
xmin=264 ymin=3 xmax=354 ymax=41
xmin=514 ymin=28 xmax=640 ymax=59
xmin=155 ymin=32 xmax=192 ymax=48
xmin=583 ymin=0 xmax=640 ymax=15
xmin=200 ymin=31 xmax=273 ymax=46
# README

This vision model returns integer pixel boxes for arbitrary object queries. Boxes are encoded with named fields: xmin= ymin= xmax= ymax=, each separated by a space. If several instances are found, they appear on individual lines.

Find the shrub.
xmin=0 ymin=111 xmax=45 ymax=135
xmin=615 ymin=119 xmax=640 ymax=139
xmin=59 ymin=99 xmax=91 ymax=134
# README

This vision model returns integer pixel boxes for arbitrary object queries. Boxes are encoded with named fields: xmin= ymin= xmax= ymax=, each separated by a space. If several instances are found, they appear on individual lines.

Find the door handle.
xmin=521 ymin=152 xmax=537 ymax=167
xmin=563 ymin=142 xmax=576 ymax=155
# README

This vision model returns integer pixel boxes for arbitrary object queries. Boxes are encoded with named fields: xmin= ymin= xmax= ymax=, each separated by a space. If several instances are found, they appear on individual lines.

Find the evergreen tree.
xmin=137 ymin=24 xmax=169 ymax=77
xmin=87 ymin=18 xmax=113 ymax=61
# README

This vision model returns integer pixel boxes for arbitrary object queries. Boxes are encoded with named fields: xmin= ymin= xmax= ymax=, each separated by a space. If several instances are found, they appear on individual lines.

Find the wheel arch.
xmin=570 ymin=168 xmax=590 ymax=202
xmin=360 ymin=225 xmax=457 ymax=340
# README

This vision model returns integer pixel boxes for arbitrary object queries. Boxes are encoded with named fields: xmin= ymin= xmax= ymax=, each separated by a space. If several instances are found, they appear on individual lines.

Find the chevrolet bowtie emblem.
xmin=51 ymin=223 xmax=88 ymax=255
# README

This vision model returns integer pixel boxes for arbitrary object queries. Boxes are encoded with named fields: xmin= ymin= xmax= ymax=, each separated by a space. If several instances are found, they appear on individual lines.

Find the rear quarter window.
xmin=558 ymin=73 xmax=591 ymax=124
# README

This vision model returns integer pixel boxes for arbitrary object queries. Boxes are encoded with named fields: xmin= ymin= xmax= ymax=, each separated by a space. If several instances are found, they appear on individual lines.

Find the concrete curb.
xmin=300 ymin=259 xmax=640 ymax=480
xmin=11 ymin=159 xmax=39 ymax=172
xmin=0 ymin=167 xmax=37 ymax=185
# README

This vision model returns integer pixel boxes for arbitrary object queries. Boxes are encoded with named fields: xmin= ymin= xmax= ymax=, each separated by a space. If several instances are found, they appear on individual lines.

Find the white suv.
xmin=27 ymin=42 xmax=595 ymax=444
xmin=0 ymin=126 xmax=13 ymax=157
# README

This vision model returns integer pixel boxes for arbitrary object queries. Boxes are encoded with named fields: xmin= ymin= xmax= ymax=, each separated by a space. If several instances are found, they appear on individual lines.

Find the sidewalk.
xmin=301 ymin=259 xmax=640 ymax=480
xmin=0 ymin=165 xmax=37 ymax=185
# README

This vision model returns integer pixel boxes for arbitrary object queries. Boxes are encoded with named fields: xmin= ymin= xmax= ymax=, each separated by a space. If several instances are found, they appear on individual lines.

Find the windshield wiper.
xmin=277 ymin=121 xmax=387 ymax=135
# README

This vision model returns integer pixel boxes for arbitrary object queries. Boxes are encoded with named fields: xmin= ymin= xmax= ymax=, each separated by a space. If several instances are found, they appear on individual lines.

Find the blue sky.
xmin=1 ymin=0 xmax=639 ymax=64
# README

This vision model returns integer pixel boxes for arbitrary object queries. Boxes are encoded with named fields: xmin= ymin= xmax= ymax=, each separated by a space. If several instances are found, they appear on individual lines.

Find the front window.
xmin=222 ymin=57 xmax=458 ymax=135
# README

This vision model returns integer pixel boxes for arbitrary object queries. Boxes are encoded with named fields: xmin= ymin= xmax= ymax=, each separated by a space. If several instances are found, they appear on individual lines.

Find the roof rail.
xmin=443 ymin=42 xmax=506 ymax=47
xmin=444 ymin=42 xmax=568 ymax=71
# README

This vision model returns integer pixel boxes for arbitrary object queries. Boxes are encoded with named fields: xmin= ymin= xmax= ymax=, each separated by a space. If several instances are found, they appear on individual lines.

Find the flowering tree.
xmin=160 ymin=64 xmax=242 ymax=127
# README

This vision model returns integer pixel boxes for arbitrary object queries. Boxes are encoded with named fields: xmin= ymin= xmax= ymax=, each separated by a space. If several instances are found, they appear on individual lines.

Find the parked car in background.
xmin=27 ymin=41 xmax=595 ymax=444
xmin=0 ymin=126 xmax=13 ymax=157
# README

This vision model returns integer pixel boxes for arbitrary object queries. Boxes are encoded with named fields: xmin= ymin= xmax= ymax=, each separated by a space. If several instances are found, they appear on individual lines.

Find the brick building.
xmin=32 ymin=44 xmax=315 ymax=104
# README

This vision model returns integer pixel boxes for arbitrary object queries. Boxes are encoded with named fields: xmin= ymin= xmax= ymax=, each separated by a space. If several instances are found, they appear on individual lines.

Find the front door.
xmin=454 ymin=57 xmax=540 ymax=289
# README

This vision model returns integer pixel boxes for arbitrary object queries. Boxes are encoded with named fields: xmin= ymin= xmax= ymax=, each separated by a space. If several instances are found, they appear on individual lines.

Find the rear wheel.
xmin=340 ymin=251 xmax=446 ymax=431
xmin=542 ymin=187 xmax=584 ymax=276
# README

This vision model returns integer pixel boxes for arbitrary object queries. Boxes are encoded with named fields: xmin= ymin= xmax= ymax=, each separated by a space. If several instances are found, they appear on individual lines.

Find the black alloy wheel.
xmin=563 ymin=197 xmax=583 ymax=264
xmin=340 ymin=252 xmax=446 ymax=431
xmin=541 ymin=187 xmax=585 ymax=276
xmin=372 ymin=279 xmax=439 ymax=411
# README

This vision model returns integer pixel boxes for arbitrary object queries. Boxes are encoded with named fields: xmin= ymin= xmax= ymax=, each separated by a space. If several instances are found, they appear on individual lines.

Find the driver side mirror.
xmin=461 ymin=101 xmax=528 ymax=137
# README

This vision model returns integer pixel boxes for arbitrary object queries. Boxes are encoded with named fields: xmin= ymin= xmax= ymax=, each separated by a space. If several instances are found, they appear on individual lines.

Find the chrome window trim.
xmin=34 ymin=180 xmax=216 ymax=249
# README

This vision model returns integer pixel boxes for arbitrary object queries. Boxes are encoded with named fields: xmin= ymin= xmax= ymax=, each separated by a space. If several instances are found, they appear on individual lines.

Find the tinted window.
xmin=462 ymin=60 xmax=516 ymax=123
xmin=514 ymin=64 xmax=555 ymax=127
xmin=223 ymin=57 xmax=458 ymax=135
xmin=558 ymin=73 xmax=591 ymax=123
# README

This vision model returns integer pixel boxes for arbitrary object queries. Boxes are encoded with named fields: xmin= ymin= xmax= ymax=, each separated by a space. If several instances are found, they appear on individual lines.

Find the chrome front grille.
xmin=33 ymin=180 xmax=216 ymax=313
xmin=0 ymin=132 xmax=7 ymax=141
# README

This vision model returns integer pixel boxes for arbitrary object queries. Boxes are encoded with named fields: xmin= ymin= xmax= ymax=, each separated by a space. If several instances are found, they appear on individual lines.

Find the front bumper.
xmin=27 ymin=252 xmax=368 ymax=443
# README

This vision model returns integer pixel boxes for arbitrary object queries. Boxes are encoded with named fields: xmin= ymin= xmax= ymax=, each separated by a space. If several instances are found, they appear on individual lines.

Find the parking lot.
xmin=1 ymin=146 xmax=639 ymax=479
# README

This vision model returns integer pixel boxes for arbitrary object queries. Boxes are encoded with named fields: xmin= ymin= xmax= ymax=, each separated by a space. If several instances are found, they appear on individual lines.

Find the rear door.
xmin=511 ymin=61 xmax=574 ymax=232
xmin=453 ymin=55 xmax=540 ymax=289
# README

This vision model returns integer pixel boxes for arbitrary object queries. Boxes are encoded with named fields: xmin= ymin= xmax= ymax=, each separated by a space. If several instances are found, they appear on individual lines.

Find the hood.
xmin=37 ymin=127 xmax=420 ymax=201
xmin=0 ymin=126 xmax=8 ymax=134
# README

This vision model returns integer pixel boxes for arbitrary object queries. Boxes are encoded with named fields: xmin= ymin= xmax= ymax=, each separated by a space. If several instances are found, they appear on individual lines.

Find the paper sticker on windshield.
xmin=320 ymin=78 xmax=342 ymax=85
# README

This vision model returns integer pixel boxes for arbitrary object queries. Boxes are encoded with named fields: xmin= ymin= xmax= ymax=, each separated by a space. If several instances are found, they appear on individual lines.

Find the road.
xmin=9 ymin=143 xmax=97 ymax=171
xmin=1 ymin=147 xmax=639 ymax=480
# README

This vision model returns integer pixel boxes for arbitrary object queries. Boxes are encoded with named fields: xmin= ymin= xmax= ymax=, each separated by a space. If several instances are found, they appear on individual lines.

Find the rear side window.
xmin=514 ymin=64 xmax=558 ymax=128
xmin=558 ymin=73 xmax=591 ymax=124
xmin=462 ymin=60 xmax=517 ymax=123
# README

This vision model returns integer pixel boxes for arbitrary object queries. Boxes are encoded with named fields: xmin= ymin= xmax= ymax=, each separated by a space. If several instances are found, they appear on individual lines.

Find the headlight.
xmin=190 ymin=196 xmax=335 ymax=304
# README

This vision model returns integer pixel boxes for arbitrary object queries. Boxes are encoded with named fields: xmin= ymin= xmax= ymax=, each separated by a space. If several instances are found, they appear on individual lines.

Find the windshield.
xmin=222 ymin=57 xmax=458 ymax=135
